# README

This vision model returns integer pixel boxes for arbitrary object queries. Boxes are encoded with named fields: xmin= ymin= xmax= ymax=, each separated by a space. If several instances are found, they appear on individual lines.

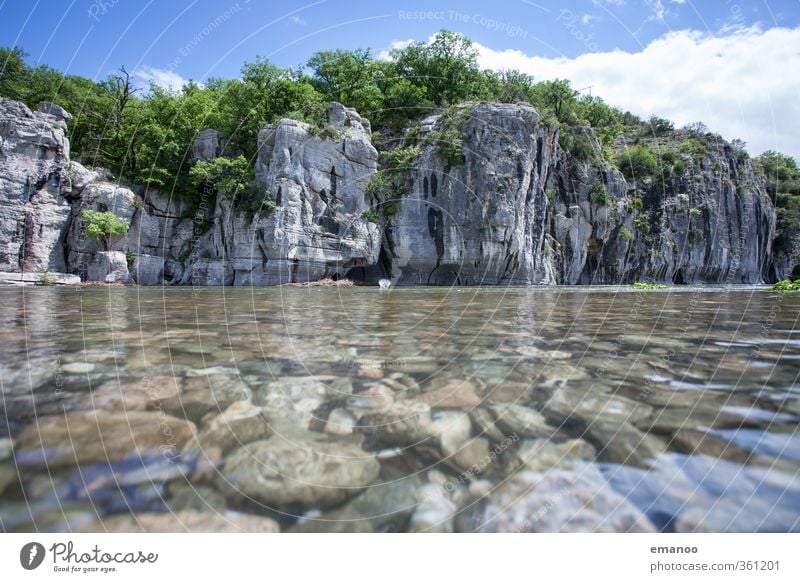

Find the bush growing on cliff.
xmin=189 ymin=156 xmax=252 ymax=197
xmin=82 ymin=210 xmax=129 ymax=249
xmin=589 ymin=181 xmax=609 ymax=205
xmin=616 ymin=145 xmax=658 ymax=181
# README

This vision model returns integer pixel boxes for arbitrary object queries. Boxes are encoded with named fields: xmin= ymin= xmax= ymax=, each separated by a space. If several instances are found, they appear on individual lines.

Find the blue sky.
xmin=1 ymin=0 xmax=799 ymax=157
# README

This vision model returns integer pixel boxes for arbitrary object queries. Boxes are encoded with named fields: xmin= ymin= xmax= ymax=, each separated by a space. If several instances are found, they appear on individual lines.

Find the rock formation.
xmin=0 ymin=97 xmax=786 ymax=286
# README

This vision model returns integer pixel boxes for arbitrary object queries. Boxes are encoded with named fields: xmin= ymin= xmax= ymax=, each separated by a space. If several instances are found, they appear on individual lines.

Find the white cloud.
xmin=645 ymin=0 xmax=667 ymax=22
xmin=377 ymin=39 xmax=415 ymax=61
xmin=289 ymin=15 xmax=306 ymax=25
xmin=474 ymin=26 xmax=800 ymax=160
xmin=133 ymin=66 xmax=193 ymax=92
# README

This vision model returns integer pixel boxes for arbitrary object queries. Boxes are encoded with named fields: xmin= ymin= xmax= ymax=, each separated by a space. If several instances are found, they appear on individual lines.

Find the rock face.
xmin=0 ymin=97 xmax=782 ymax=285
xmin=378 ymin=103 xmax=558 ymax=285
xmin=0 ymin=99 xmax=73 ymax=272
xmin=179 ymin=102 xmax=381 ymax=285
xmin=370 ymin=102 xmax=777 ymax=285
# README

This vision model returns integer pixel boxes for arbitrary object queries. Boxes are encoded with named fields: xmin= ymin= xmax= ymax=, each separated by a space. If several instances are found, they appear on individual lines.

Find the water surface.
xmin=1 ymin=286 xmax=798 ymax=532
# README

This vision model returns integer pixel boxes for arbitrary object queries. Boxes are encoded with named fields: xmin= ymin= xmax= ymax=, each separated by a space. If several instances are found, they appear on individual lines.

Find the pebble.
xmin=62 ymin=362 xmax=95 ymax=374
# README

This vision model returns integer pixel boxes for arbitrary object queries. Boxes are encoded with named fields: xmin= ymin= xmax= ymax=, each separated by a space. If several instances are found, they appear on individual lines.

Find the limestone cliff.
xmin=0 ymin=97 xmax=785 ymax=286
xmin=363 ymin=102 xmax=776 ymax=286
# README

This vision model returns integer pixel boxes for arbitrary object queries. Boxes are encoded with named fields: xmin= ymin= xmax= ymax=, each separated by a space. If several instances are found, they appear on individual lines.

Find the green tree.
xmin=391 ymin=29 xmax=482 ymax=106
xmin=531 ymin=79 xmax=578 ymax=123
xmin=756 ymin=151 xmax=800 ymax=254
xmin=215 ymin=58 xmax=322 ymax=157
xmin=82 ymin=210 xmax=129 ymax=250
xmin=307 ymin=49 xmax=383 ymax=117
xmin=0 ymin=46 xmax=29 ymax=101
xmin=578 ymin=96 xmax=623 ymax=148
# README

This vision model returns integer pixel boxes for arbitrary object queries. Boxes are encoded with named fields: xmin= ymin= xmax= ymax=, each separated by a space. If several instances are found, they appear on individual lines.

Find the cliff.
xmin=0 ymin=97 xmax=783 ymax=286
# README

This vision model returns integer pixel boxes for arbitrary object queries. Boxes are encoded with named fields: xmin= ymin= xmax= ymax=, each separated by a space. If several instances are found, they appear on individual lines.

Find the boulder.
xmin=15 ymin=410 xmax=196 ymax=468
xmin=132 ymin=253 xmax=164 ymax=285
xmin=86 ymin=251 xmax=132 ymax=283
xmin=219 ymin=433 xmax=380 ymax=509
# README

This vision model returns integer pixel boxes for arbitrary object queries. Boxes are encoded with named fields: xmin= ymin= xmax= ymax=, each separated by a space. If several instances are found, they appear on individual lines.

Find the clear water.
xmin=0 ymin=286 xmax=798 ymax=532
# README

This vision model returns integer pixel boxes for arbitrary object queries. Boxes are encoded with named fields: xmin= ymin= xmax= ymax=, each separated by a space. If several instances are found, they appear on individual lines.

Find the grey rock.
xmin=192 ymin=128 xmax=222 ymax=161
xmin=382 ymin=103 xmax=557 ymax=286
xmin=0 ymin=96 xmax=781 ymax=287
xmin=0 ymin=437 xmax=12 ymax=461
xmin=132 ymin=253 xmax=164 ymax=285
xmin=86 ymin=251 xmax=132 ymax=283
xmin=182 ymin=102 xmax=381 ymax=285
xmin=219 ymin=433 xmax=380 ymax=509
xmin=161 ymin=374 xmax=251 ymax=423
xmin=361 ymin=400 xmax=434 ymax=445
xmin=409 ymin=481 xmax=459 ymax=533
xmin=515 ymin=437 xmax=596 ymax=472
xmin=37 ymin=102 xmax=72 ymax=129
xmin=480 ymin=464 xmax=657 ymax=532
xmin=15 ymin=410 xmax=196 ymax=468
xmin=0 ymin=271 xmax=80 ymax=285
xmin=191 ymin=400 xmax=272 ymax=452
xmin=0 ymin=98 xmax=72 ymax=273
xmin=490 ymin=402 xmax=555 ymax=438
xmin=80 ymin=510 xmax=280 ymax=533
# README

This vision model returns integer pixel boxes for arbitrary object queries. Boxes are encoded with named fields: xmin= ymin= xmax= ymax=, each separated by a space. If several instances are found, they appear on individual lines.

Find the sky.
xmin=1 ymin=0 xmax=799 ymax=159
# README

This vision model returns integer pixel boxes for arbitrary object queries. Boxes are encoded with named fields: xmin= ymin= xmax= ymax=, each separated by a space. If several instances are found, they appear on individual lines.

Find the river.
xmin=0 ymin=286 xmax=798 ymax=532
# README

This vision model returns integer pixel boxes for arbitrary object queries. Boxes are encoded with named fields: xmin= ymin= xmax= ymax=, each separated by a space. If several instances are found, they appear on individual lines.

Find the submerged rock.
xmin=15 ymin=410 xmax=196 ymax=468
xmin=218 ymin=432 xmax=380 ymax=509
xmin=408 ymin=482 xmax=459 ymax=533
xmin=80 ymin=509 xmax=280 ymax=533
xmin=480 ymin=464 xmax=657 ymax=532
xmin=420 ymin=379 xmax=482 ymax=409
xmin=161 ymin=374 xmax=251 ymax=422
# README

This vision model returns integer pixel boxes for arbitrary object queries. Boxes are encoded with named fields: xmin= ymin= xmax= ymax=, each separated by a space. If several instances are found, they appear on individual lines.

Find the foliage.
xmin=678 ymin=137 xmax=709 ymax=161
xmin=307 ymin=48 xmax=383 ymax=117
xmin=361 ymin=208 xmax=379 ymax=223
xmin=616 ymin=145 xmax=658 ymax=181
xmin=247 ymin=190 xmax=277 ymax=219
xmin=35 ymin=272 xmax=58 ymax=286
xmin=619 ymin=226 xmax=634 ymax=241
xmin=628 ymin=196 xmax=644 ymax=211
xmin=561 ymin=129 xmax=595 ymax=162
xmin=589 ymin=181 xmax=608 ymax=205
xmin=189 ymin=155 xmax=251 ymax=197
xmin=634 ymin=212 xmax=651 ymax=233
xmin=646 ymin=116 xmax=674 ymax=136
xmin=365 ymin=171 xmax=391 ymax=200
xmin=82 ymin=210 xmax=129 ymax=249
xmin=756 ymin=151 xmax=800 ymax=254
xmin=390 ymin=30 xmax=482 ymax=106
xmin=633 ymin=281 xmax=668 ymax=289
xmin=772 ymin=279 xmax=800 ymax=291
